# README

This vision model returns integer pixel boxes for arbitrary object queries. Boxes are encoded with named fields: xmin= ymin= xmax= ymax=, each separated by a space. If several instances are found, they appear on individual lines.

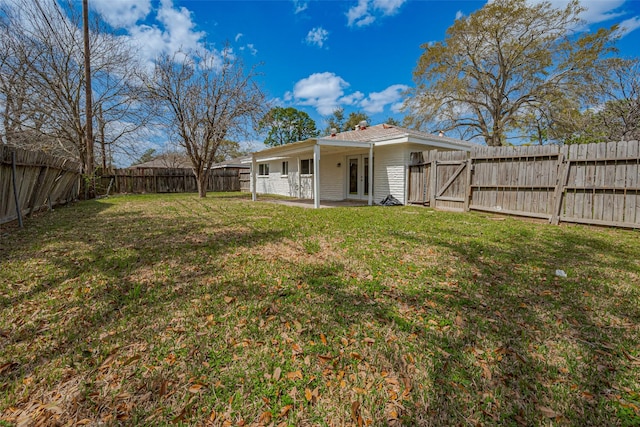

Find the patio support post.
xmin=313 ymin=144 xmax=320 ymax=209
xmin=251 ymin=154 xmax=257 ymax=201
xmin=368 ymin=143 xmax=373 ymax=206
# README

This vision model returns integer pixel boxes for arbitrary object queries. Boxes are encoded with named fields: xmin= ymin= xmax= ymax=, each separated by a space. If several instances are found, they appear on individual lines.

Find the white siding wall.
xmin=373 ymin=145 xmax=408 ymax=204
xmin=254 ymin=153 xmax=347 ymax=200
xmin=255 ymin=160 xmax=300 ymax=197
xmin=319 ymin=153 xmax=345 ymax=201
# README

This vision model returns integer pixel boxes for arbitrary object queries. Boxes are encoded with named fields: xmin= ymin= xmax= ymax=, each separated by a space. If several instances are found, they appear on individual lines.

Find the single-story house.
xmin=249 ymin=123 xmax=474 ymax=207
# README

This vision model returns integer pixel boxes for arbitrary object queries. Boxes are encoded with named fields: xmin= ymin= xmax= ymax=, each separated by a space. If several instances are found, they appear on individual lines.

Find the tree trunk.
xmin=196 ymin=173 xmax=207 ymax=198
xmin=83 ymin=0 xmax=95 ymax=198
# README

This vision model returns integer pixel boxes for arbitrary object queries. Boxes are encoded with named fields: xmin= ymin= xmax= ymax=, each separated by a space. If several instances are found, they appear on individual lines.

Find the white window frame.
xmin=258 ymin=163 xmax=269 ymax=176
xmin=300 ymin=158 xmax=314 ymax=175
xmin=281 ymin=161 xmax=288 ymax=177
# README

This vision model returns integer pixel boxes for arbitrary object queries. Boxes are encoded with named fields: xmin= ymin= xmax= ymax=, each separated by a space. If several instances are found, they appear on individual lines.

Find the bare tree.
xmin=0 ymin=0 xmax=150 ymax=171
xmin=143 ymin=47 xmax=266 ymax=197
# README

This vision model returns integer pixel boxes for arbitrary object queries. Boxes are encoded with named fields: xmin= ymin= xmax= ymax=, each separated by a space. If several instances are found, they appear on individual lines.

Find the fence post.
xmin=429 ymin=158 xmax=437 ymax=207
xmin=463 ymin=157 xmax=473 ymax=212
xmin=11 ymin=151 xmax=24 ymax=228
xmin=551 ymin=152 xmax=570 ymax=225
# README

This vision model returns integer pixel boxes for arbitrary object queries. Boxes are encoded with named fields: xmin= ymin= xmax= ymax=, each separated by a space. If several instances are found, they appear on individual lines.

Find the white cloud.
xmin=455 ymin=10 xmax=465 ymax=20
xmin=239 ymin=43 xmax=258 ymax=56
xmin=340 ymin=91 xmax=365 ymax=106
xmin=289 ymin=74 xmax=409 ymax=116
xmin=615 ymin=16 xmax=640 ymax=37
xmin=111 ymin=0 xmax=221 ymax=71
xmin=372 ymin=0 xmax=405 ymax=15
xmin=306 ymin=27 xmax=329 ymax=48
xmin=347 ymin=0 xmax=374 ymax=27
xmin=526 ymin=0 xmax=626 ymax=24
xmin=291 ymin=72 xmax=350 ymax=115
xmin=346 ymin=0 xmax=407 ymax=27
xmin=293 ymin=0 xmax=308 ymax=14
xmin=92 ymin=0 xmax=151 ymax=28
xmin=235 ymin=33 xmax=243 ymax=42
xmin=360 ymin=84 xmax=408 ymax=114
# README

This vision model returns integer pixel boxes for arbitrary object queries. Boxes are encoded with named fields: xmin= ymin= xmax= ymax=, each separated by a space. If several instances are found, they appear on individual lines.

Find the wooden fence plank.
xmin=408 ymin=141 xmax=640 ymax=229
xmin=625 ymin=141 xmax=639 ymax=224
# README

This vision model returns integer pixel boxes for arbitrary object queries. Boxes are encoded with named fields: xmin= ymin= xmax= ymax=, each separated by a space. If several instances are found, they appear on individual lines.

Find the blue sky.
xmin=88 ymin=0 xmax=640 ymax=147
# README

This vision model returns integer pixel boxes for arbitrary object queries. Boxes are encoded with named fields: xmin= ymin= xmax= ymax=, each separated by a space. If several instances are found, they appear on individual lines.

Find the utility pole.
xmin=82 ymin=0 xmax=94 ymax=197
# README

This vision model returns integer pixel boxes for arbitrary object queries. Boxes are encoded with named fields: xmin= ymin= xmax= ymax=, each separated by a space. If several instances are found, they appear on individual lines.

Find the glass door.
xmin=347 ymin=156 xmax=370 ymax=199
xmin=348 ymin=157 xmax=359 ymax=196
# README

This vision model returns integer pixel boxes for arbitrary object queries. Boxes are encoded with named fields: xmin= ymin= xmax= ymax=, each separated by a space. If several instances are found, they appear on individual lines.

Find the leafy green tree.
xmin=385 ymin=117 xmax=401 ymax=126
xmin=324 ymin=108 xmax=345 ymax=134
xmin=344 ymin=111 xmax=371 ymax=131
xmin=135 ymin=148 xmax=156 ymax=165
xmin=324 ymin=109 xmax=372 ymax=133
xmin=258 ymin=107 xmax=318 ymax=146
xmin=405 ymin=0 xmax=617 ymax=146
xmin=215 ymin=140 xmax=250 ymax=162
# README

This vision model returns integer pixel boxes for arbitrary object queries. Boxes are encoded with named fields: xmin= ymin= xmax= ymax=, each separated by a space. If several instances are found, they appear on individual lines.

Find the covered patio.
xmin=250 ymin=137 xmax=374 ymax=209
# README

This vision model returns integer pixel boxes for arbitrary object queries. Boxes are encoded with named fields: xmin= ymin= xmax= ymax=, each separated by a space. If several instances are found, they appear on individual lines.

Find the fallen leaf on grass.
xmin=273 ymin=367 xmax=282 ymax=381
xmin=279 ymin=404 xmax=293 ymax=418
xmin=320 ymin=333 xmax=328 ymax=345
xmin=0 ymin=362 xmax=18 ymax=375
xmin=188 ymin=383 xmax=206 ymax=393
xmin=258 ymin=411 xmax=272 ymax=424
xmin=318 ymin=355 xmax=333 ymax=364
xmin=286 ymin=370 xmax=302 ymax=381
xmin=223 ymin=296 xmax=235 ymax=304
xmin=538 ymin=406 xmax=561 ymax=418
xmin=351 ymin=401 xmax=363 ymax=427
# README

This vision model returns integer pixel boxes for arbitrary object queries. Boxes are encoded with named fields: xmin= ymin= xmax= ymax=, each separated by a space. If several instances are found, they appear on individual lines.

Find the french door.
xmin=347 ymin=155 xmax=370 ymax=199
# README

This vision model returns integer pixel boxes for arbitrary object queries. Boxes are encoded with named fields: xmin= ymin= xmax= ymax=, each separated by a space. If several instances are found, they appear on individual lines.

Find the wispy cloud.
xmin=235 ymin=33 xmax=243 ymax=42
xmin=614 ymin=16 xmax=640 ymax=37
xmin=455 ymin=10 xmax=464 ymax=20
xmin=239 ymin=43 xmax=258 ymax=56
xmin=346 ymin=0 xmax=407 ymax=27
xmin=360 ymin=84 xmax=408 ymax=114
xmin=292 ymin=0 xmax=308 ymax=14
xmin=91 ymin=0 xmax=151 ymax=28
xmin=306 ymin=27 xmax=329 ymax=48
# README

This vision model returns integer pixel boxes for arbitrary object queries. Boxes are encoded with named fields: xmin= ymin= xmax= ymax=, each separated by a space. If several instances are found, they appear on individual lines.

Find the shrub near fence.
xmin=409 ymin=140 xmax=640 ymax=229
xmin=1 ymin=145 xmax=81 ymax=225
xmin=99 ymin=167 xmax=244 ymax=195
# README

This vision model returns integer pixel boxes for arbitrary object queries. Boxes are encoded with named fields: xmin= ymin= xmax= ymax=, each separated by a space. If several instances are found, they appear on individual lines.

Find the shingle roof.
xmin=131 ymin=154 xmax=191 ymax=169
xmin=322 ymin=124 xmax=475 ymax=147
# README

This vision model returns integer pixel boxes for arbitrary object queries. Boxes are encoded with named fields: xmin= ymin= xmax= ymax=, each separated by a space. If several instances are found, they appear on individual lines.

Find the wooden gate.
xmin=408 ymin=151 xmax=469 ymax=212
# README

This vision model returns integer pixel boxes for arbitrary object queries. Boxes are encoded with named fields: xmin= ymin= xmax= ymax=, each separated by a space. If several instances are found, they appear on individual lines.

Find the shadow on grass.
xmin=0 ymin=196 xmax=287 ymax=395
xmin=282 ymin=214 xmax=639 ymax=425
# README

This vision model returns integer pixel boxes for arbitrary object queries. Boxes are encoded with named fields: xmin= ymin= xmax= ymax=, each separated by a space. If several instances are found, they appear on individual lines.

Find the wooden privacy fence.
xmin=1 ymin=145 xmax=80 ymax=225
xmin=101 ymin=167 xmax=245 ymax=194
xmin=408 ymin=140 xmax=640 ymax=229
xmin=239 ymin=170 xmax=250 ymax=192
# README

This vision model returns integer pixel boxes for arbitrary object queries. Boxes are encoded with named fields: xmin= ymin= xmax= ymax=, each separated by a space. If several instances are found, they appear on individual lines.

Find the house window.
xmin=281 ymin=161 xmax=288 ymax=177
xmin=300 ymin=158 xmax=314 ymax=175
xmin=258 ymin=163 xmax=269 ymax=176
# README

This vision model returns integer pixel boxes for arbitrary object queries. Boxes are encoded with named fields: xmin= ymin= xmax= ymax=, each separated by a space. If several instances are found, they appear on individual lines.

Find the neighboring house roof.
xmin=132 ymin=154 xmax=251 ymax=169
xmin=211 ymin=156 xmax=251 ymax=169
xmin=131 ymin=154 xmax=191 ymax=169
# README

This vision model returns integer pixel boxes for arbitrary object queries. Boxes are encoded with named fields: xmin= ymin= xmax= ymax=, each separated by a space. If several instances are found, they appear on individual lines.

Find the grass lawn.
xmin=1 ymin=193 xmax=639 ymax=426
